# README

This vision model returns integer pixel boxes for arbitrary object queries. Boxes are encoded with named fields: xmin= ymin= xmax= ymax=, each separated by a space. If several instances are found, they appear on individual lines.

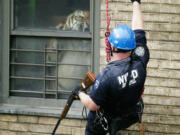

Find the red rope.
xmin=106 ymin=0 xmax=110 ymax=27
xmin=105 ymin=0 xmax=111 ymax=62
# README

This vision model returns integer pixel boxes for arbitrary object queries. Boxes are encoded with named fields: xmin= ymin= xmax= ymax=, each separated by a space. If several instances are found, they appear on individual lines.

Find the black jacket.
xmin=90 ymin=30 xmax=150 ymax=116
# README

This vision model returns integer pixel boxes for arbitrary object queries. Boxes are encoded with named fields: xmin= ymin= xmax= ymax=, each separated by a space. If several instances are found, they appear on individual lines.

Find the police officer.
xmin=76 ymin=0 xmax=150 ymax=135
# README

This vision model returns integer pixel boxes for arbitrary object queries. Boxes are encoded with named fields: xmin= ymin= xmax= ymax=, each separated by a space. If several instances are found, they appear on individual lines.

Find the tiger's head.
xmin=74 ymin=10 xmax=90 ymax=22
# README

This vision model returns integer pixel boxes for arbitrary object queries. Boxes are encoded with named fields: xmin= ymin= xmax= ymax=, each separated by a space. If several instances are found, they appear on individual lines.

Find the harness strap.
xmin=139 ymin=122 xmax=146 ymax=135
xmin=138 ymin=87 xmax=145 ymax=102
xmin=105 ymin=0 xmax=111 ymax=62
xmin=138 ymin=87 xmax=146 ymax=135
xmin=126 ymin=57 xmax=132 ymax=89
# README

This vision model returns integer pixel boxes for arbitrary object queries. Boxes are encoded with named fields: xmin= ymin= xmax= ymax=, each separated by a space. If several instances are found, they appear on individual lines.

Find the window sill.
xmin=0 ymin=97 xmax=87 ymax=119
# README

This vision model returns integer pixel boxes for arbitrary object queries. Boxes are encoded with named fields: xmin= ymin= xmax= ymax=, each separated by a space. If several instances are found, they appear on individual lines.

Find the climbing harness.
xmin=93 ymin=110 xmax=109 ymax=132
xmin=105 ymin=0 xmax=111 ymax=62
xmin=96 ymin=110 xmax=109 ymax=131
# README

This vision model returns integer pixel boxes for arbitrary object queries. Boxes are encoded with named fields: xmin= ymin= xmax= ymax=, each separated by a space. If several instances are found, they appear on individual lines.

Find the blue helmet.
xmin=108 ymin=25 xmax=136 ymax=50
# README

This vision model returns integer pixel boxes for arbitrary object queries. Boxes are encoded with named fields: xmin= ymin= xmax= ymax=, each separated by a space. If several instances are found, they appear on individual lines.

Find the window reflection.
xmin=14 ymin=0 xmax=90 ymax=32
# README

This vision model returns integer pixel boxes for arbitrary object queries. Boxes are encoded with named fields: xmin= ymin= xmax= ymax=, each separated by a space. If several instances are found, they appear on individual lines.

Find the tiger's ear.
xmin=84 ymin=11 xmax=89 ymax=16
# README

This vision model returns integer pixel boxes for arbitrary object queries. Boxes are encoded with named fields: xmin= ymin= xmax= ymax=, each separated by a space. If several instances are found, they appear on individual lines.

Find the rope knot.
xmin=105 ymin=37 xmax=111 ymax=62
xmin=105 ymin=31 xmax=110 ymax=37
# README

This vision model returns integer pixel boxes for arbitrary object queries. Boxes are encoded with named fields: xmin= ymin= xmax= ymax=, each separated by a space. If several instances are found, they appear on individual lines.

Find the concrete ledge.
xmin=0 ymin=103 xmax=87 ymax=119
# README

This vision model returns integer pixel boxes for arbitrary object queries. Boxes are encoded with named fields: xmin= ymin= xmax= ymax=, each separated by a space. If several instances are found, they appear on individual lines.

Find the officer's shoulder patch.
xmin=134 ymin=46 xmax=145 ymax=57
xmin=94 ymin=80 xmax=100 ymax=90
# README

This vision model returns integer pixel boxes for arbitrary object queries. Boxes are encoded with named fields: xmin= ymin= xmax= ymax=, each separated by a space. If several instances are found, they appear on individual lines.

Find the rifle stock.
xmin=51 ymin=71 xmax=95 ymax=135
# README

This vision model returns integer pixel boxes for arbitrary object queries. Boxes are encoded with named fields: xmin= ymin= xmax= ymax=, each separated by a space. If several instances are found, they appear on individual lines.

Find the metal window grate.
xmin=10 ymin=37 xmax=91 ymax=99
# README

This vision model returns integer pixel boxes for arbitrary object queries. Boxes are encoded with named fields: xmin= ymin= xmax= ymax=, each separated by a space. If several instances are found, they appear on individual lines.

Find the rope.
xmin=106 ymin=0 xmax=110 ymax=27
xmin=82 ymin=106 xmax=88 ymax=119
xmin=105 ymin=0 xmax=111 ymax=62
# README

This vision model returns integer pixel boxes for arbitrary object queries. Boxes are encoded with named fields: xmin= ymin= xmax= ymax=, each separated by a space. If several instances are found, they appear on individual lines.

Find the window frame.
xmin=0 ymin=0 xmax=100 ymax=118
xmin=0 ymin=0 xmax=2 ymax=99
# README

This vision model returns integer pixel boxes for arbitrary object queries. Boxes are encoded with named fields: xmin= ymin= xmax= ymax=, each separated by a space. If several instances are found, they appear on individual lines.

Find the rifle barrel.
xmin=51 ymin=95 xmax=74 ymax=135
xmin=51 ymin=71 xmax=95 ymax=135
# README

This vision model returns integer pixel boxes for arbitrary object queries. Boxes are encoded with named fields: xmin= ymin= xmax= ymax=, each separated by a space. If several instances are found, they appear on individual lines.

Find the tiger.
xmin=56 ymin=10 xmax=90 ymax=32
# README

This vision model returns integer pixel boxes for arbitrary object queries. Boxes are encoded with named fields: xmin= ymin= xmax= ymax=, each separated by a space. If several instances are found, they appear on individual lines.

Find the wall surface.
xmin=0 ymin=0 xmax=180 ymax=135
xmin=0 ymin=114 xmax=86 ymax=135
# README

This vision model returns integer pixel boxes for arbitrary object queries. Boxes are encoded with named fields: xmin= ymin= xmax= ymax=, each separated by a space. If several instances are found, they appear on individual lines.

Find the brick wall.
xmin=0 ymin=114 xmax=86 ymax=135
xmin=0 ymin=0 xmax=180 ymax=135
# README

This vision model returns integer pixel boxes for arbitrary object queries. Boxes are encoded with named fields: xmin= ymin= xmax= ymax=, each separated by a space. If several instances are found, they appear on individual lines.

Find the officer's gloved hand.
xmin=131 ymin=0 xmax=141 ymax=4
xmin=72 ymin=87 xmax=84 ymax=99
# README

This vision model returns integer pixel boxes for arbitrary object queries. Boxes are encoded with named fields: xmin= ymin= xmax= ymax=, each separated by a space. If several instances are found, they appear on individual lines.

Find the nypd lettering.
xmin=129 ymin=70 xmax=138 ymax=85
xmin=117 ymin=69 xmax=138 ymax=88
xmin=117 ymin=72 xmax=128 ymax=88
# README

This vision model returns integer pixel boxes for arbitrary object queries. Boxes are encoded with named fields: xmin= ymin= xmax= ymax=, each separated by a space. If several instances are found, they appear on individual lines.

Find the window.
xmin=1 ymin=0 xmax=100 ymax=113
xmin=10 ymin=0 xmax=92 ymax=99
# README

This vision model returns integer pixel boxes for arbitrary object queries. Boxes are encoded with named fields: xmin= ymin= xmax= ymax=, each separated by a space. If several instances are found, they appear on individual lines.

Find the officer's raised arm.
xmin=131 ymin=0 xmax=149 ymax=66
xmin=131 ymin=0 xmax=144 ymax=30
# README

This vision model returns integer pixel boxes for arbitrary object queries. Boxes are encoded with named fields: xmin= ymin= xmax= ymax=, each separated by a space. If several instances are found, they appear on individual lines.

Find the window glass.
xmin=10 ymin=37 xmax=91 ymax=98
xmin=14 ymin=0 xmax=90 ymax=32
xmin=10 ymin=79 xmax=44 ymax=91
xmin=11 ymin=65 xmax=44 ymax=78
